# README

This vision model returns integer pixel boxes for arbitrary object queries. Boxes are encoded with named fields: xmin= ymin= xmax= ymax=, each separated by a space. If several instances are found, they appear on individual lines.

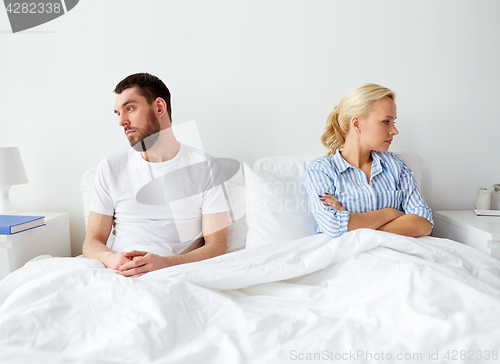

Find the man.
xmin=82 ymin=73 xmax=229 ymax=277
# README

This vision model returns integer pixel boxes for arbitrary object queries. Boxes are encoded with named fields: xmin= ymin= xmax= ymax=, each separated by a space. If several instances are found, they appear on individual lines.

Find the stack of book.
xmin=0 ymin=215 xmax=45 ymax=235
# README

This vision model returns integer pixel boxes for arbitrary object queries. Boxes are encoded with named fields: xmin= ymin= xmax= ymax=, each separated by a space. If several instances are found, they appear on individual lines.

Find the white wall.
xmin=1 ymin=0 xmax=499 ymax=255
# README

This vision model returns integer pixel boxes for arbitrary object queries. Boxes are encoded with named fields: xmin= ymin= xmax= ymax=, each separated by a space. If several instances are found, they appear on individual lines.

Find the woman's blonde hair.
xmin=321 ymin=83 xmax=396 ymax=155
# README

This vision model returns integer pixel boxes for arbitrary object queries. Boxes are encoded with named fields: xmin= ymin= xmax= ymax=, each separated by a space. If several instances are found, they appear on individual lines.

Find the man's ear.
xmin=155 ymin=97 xmax=167 ymax=117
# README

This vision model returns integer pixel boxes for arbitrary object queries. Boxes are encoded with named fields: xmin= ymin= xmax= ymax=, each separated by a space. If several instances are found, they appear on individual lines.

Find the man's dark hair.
xmin=114 ymin=73 xmax=172 ymax=122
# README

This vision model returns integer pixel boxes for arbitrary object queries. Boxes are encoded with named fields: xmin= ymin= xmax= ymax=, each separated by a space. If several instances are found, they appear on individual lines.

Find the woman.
xmin=305 ymin=83 xmax=433 ymax=238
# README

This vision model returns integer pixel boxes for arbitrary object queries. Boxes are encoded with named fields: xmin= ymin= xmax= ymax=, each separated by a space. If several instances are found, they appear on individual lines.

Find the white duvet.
xmin=1 ymin=229 xmax=499 ymax=364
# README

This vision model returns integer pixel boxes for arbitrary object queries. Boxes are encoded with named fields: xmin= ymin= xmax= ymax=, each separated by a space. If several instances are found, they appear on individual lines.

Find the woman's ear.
xmin=351 ymin=116 xmax=361 ymax=133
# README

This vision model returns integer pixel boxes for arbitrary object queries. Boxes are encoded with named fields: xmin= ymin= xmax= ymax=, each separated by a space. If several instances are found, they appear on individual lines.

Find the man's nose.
xmin=391 ymin=124 xmax=399 ymax=135
xmin=118 ymin=114 xmax=130 ymax=127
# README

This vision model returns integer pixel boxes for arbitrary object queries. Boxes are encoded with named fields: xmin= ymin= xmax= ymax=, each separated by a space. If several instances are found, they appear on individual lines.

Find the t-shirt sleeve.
xmin=89 ymin=160 xmax=115 ymax=216
xmin=201 ymin=157 xmax=230 ymax=215
xmin=305 ymin=160 xmax=350 ymax=239
xmin=397 ymin=159 xmax=434 ymax=227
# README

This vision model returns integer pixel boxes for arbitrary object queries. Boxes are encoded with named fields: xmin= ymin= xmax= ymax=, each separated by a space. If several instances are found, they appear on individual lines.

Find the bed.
xmin=1 ymin=150 xmax=500 ymax=364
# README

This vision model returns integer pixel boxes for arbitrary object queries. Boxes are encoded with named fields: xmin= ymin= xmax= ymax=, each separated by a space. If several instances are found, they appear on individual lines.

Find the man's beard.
xmin=128 ymin=108 xmax=161 ymax=152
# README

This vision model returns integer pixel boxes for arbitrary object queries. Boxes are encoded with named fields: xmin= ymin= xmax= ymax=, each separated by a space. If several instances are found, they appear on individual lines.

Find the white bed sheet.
xmin=1 ymin=229 xmax=499 ymax=364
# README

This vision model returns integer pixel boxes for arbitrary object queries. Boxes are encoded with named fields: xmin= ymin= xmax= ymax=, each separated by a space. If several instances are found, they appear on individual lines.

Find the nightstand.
xmin=0 ymin=212 xmax=71 ymax=280
xmin=433 ymin=210 xmax=500 ymax=259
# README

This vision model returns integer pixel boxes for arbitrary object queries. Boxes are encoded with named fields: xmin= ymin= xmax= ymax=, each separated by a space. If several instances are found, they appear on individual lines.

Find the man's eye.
xmin=127 ymin=106 xmax=133 ymax=112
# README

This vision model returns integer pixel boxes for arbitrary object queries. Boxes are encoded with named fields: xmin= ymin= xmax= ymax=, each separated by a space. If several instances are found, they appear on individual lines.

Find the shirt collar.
xmin=333 ymin=150 xmax=386 ymax=176
xmin=332 ymin=151 xmax=352 ymax=173
xmin=370 ymin=151 xmax=384 ymax=178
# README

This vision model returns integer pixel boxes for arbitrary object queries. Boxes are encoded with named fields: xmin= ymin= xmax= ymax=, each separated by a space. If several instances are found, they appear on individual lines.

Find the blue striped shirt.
xmin=304 ymin=151 xmax=433 ymax=239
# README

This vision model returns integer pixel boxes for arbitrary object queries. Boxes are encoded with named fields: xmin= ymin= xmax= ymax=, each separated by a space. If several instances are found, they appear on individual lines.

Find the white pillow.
xmin=252 ymin=154 xmax=320 ymax=179
xmin=224 ymin=182 xmax=247 ymax=252
xmin=80 ymin=168 xmax=96 ymax=229
xmin=244 ymin=163 xmax=317 ymax=248
xmin=225 ymin=214 xmax=248 ymax=252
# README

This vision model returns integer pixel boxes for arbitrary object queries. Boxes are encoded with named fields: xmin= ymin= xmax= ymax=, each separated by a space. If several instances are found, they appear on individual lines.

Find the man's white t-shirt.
xmin=90 ymin=143 xmax=229 ymax=255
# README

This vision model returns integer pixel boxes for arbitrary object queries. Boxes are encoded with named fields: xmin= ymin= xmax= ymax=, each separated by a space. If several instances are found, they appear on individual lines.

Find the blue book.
xmin=0 ymin=215 xmax=45 ymax=235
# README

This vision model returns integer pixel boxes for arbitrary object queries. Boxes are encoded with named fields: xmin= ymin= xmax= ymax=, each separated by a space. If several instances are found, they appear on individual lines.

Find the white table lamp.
xmin=0 ymin=147 xmax=29 ymax=214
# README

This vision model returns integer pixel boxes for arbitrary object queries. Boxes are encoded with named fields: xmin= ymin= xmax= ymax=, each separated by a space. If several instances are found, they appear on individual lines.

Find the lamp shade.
xmin=0 ymin=147 xmax=29 ymax=186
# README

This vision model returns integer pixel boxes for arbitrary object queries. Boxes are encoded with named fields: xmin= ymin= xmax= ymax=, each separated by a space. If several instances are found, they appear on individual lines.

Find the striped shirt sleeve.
xmin=305 ymin=159 xmax=350 ymax=239
xmin=396 ymin=157 xmax=434 ymax=227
